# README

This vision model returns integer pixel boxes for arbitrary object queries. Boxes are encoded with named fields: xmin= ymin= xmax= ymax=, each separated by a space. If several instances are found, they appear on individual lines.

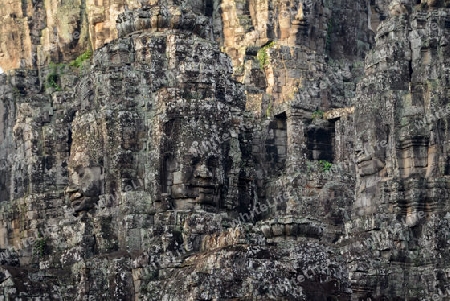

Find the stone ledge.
xmin=323 ymin=107 xmax=355 ymax=120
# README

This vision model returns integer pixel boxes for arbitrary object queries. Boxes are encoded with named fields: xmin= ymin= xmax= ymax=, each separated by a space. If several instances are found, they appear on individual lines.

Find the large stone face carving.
xmin=157 ymin=101 xmax=235 ymax=210
xmin=347 ymin=5 xmax=450 ymax=299
xmin=65 ymin=112 xmax=105 ymax=214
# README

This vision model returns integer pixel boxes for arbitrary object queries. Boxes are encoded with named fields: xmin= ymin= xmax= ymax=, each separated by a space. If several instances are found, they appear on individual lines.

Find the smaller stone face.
xmin=65 ymin=113 xmax=105 ymax=214
xmin=354 ymin=129 xmax=380 ymax=177
xmin=116 ymin=3 xmax=212 ymax=39
xmin=66 ymin=166 xmax=103 ymax=213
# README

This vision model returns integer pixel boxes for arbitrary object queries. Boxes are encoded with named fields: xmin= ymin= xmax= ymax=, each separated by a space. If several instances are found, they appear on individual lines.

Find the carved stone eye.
xmin=207 ymin=156 xmax=218 ymax=171
xmin=74 ymin=166 xmax=85 ymax=178
xmin=191 ymin=156 xmax=201 ymax=166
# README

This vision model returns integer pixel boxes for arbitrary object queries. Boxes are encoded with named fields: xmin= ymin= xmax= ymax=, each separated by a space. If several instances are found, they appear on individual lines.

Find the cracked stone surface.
xmin=0 ymin=0 xmax=450 ymax=300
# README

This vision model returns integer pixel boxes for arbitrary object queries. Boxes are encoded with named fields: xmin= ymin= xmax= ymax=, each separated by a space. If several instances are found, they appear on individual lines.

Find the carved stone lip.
xmin=355 ymin=154 xmax=372 ymax=164
xmin=70 ymin=192 xmax=83 ymax=202
xmin=64 ymin=187 xmax=78 ymax=194
xmin=65 ymin=187 xmax=84 ymax=202
xmin=356 ymin=158 xmax=373 ymax=167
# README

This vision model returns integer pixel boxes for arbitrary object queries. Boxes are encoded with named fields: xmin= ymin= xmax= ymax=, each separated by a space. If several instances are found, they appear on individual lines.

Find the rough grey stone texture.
xmin=0 ymin=0 xmax=450 ymax=300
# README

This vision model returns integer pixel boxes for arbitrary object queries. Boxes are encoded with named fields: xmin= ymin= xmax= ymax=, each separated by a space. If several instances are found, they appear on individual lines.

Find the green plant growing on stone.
xmin=326 ymin=17 xmax=334 ymax=52
xmin=312 ymin=110 xmax=324 ymax=119
xmin=257 ymin=41 xmax=275 ymax=69
xmin=318 ymin=160 xmax=333 ymax=172
xmin=12 ymin=86 xmax=20 ymax=97
xmin=46 ymin=62 xmax=61 ymax=91
xmin=69 ymin=49 xmax=93 ymax=68
xmin=33 ymin=235 xmax=47 ymax=257
xmin=47 ymin=73 xmax=60 ymax=90
xmin=266 ymin=102 xmax=273 ymax=118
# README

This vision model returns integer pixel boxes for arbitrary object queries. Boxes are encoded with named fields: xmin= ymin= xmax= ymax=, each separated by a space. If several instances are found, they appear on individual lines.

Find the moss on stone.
xmin=257 ymin=41 xmax=275 ymax=69
xmin=69 ymin=50 xmax=93 ymax=68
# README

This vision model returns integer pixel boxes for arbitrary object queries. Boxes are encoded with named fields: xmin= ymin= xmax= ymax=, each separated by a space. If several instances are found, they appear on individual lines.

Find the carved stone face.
xmin=355 ymin=130 xmax=373 ymax=169
xmin=159 ymin=114 xmax=228 ymax=210
xmin=354 ymin=113 xmax=387 ymax=178
xmin=175 ymin=154 xmax=220 ymax=205
xmin=64 ymin=25 xmax=245 ymax=214
xmin=66 ymin=166 xmax=103 ymax=213
xmin=65 ymin=113 xmax=104 ymax=214
xmin=117 ymin=0 xmax=212 ymax=39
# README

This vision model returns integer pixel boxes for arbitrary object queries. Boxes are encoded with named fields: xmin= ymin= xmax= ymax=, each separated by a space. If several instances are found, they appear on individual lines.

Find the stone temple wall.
xmin=0 ymin=0 xmax=450 ymax=300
